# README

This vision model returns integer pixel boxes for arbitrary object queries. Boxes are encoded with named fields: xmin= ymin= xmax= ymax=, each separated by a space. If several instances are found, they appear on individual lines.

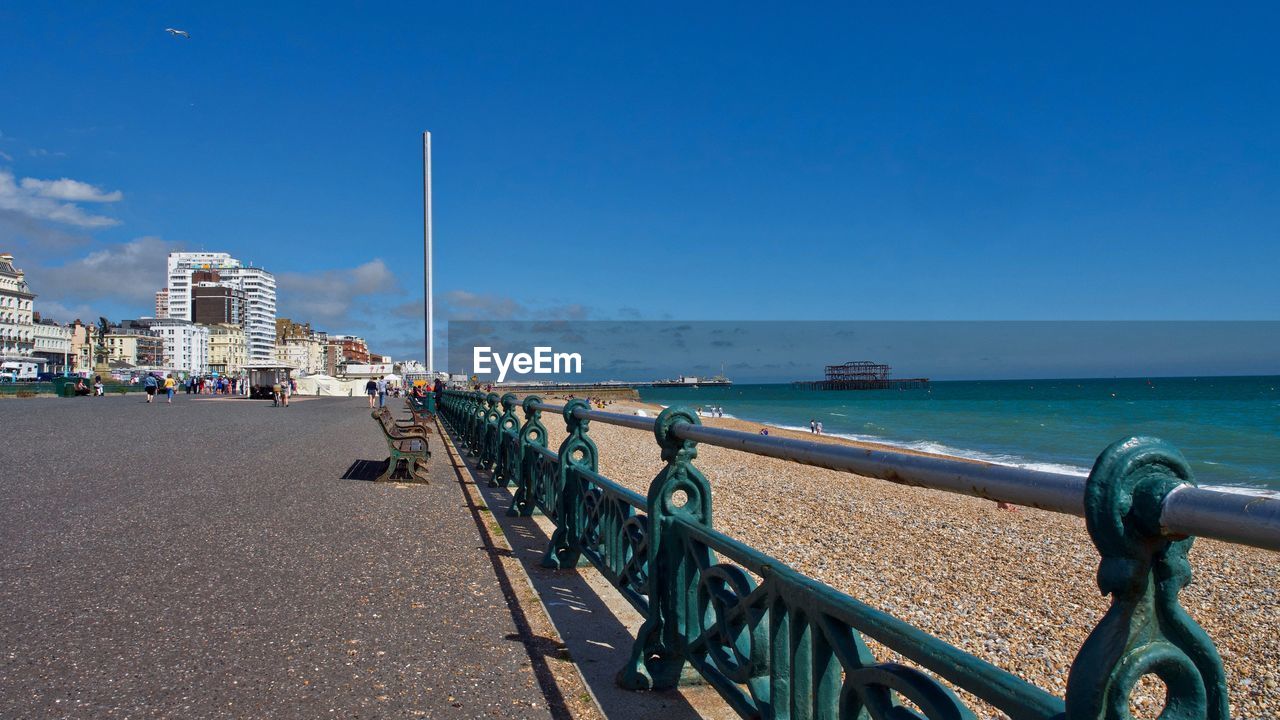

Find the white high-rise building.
xmin=149 ymin=318 xmax=209 ymax=374
xmin=165 ymin=252 xmax=276 ymax=363
xmin=235 ymin=267 xmax=276 ymax=362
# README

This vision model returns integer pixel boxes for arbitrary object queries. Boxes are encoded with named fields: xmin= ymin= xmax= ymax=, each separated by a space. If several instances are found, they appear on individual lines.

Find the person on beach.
xmin=164 ymin=374 xmax=176 ymax=403
xmin=365 ymin=378 xmax=377 ymax=408
xmin=143 ymin=374 xmax=158 ymax=403
xmin=759 ymin=428 xmax=770 ymax=435
xmin=815 ymin=421 xmax=824 ymax=435
xmin=809 ymin=419 xmax=817 ymax=434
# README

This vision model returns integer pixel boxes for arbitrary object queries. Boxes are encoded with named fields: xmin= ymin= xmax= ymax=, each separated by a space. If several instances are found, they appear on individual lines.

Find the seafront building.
xmin=208 ymin=323 xmax=248 ymax=376
xmin=68 ymin=320 xmax=99 ymax=372
xmin=163 ymin=252 xmax=276 ymax=364
xmin=148 ymin=318 xmax=210 ymax=375
xmin=31 ymin=318 xmax=72 ymax=372
xmin=105 ymin=322 xmax=164 ymax=368
xmin=329 ymin=335 xmax=370 ymax=364
xmin=191 ymin=271 xmax=245 ymax=326
xmin=274 ymin=318 xmax=328 ymax=375
xmin=0 ymin=253 xmax=36 ymax=362
xmin=153 ymin=288 xmax=169 ymax=319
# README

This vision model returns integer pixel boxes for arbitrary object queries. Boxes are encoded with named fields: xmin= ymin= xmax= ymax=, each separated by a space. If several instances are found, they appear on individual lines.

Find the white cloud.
xmin=277 ymin=259 xmax=400 ymax=326
xmin=0 ymin=150 xmax=12 ymax=162
xmin=33 ymin=236 xmax=180 ymax=306
xmin=0 ymin=170 xmax=122 ymax=227
xmin=437 ymin=290 xmax=590 ymax=321
xmin=20 ymin=176 xmax=123 ymax=202
xmin=34 ymin=299 xmax=98 ymax=325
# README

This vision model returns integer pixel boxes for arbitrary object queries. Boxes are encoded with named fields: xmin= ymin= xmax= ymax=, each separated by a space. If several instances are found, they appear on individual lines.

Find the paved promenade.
xmin=0 ymin=395 xmax=557 ymax=718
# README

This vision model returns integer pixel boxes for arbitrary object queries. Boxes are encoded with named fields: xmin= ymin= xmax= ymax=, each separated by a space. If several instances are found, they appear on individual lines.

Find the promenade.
xmin=0 ymin=396 xmax=564 ymax=718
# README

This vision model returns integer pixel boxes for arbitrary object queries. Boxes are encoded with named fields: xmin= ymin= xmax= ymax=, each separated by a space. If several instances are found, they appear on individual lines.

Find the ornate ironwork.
xmin=437 ymin=391 xmax=1233 ymax=720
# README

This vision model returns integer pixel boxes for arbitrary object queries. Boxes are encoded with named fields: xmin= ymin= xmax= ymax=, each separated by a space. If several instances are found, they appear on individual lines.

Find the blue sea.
xmin=638 ymin=376 xmax=1280 ymax=490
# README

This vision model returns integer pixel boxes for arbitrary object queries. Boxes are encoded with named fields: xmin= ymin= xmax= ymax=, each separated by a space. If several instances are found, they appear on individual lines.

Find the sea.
xmin=638 ymin=376 xmax=1280 ymax=490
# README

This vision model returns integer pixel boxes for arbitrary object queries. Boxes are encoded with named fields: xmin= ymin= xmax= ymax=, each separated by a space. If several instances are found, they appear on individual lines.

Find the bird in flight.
xmin=165 ymin=28 xmax=191 ymax=39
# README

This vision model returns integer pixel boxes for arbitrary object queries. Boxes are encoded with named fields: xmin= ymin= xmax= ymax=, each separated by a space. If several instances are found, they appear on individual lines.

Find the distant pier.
xmin=793 ymin=360 xmax=929 ymax=390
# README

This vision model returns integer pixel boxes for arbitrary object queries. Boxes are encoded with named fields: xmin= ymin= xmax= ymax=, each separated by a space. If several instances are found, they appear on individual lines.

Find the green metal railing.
xmin=438 ymin=389 xmax=1278 ymax=720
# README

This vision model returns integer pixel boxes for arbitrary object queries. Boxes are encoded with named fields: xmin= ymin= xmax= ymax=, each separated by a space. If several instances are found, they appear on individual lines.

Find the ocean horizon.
xmin=638 ymin=374 xmax=1280 ymax=490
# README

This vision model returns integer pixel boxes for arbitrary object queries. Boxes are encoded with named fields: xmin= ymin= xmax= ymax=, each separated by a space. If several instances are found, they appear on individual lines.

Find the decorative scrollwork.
xmin=843 ymin=663 xmax=976 ymax=720
xmin=1065 ymin=437 xmax=1227 ymax=720
xmin=696 ymin=563 xmax=767 ymax=685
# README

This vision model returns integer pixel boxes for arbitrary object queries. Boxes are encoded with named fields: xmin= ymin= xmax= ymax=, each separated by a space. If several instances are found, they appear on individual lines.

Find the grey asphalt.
xmin=0 ymin=394 xmax=558 ymax=719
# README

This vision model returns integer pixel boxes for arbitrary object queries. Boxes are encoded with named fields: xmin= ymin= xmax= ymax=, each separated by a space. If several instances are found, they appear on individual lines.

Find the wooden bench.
xmin=405 ymin=395 xmax=437 ymax=428
xmin=371 ymin=408 xmax=430 ymax=482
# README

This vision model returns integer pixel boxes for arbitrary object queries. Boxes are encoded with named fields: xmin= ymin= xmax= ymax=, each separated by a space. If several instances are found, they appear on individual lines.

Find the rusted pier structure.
xmin=793 ymin=360 xmax=930 ymax=390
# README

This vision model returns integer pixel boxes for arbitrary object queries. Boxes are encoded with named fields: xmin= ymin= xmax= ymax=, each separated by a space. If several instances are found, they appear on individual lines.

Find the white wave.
xmin=807 ymin=432 xmax=1092 ymax=476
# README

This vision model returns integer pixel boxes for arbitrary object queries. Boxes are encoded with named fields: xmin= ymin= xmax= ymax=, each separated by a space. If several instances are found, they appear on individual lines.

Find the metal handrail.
xmin=528 ymin=401 xmax=1280 ymax=552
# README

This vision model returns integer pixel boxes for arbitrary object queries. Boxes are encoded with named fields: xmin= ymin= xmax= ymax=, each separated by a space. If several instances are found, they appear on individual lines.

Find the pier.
xmin=793 ymin=360 xmax=930 ymax=390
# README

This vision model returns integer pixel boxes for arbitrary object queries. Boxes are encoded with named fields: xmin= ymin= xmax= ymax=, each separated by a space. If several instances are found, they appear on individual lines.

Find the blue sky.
xmin=2 ymin=3 xmax=1278 ymax=363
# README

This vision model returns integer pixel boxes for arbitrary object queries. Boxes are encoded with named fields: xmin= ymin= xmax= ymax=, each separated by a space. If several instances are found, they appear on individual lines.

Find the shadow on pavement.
xmin=440 ymin=423 xmax=716 ymax=720
xmin=340 ymin=459 xmax=388 ymax=481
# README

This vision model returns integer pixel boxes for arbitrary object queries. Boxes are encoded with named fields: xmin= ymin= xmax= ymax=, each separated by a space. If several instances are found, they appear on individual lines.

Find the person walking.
xmin=365 ymin=377 xmax=377 ymax=409
xmin=281 ymin=376 xmax=292 ymax=407
xmin=376 ymin=375 xmax=388 ymax=408
xmin=143 ymin=373 xmax=158 ymax=403
xmin=271 ymin=379 xmax=282 ymax=407
xmin=164 ymin=374 xmax=176 ymax=404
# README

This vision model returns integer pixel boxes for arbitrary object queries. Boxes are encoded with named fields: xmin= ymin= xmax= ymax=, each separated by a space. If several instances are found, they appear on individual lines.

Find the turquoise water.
xmin=638 ymin=376 xmax=1280 ymax=489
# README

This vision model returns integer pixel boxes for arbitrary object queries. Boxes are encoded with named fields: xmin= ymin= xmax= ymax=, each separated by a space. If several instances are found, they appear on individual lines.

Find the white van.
xmin=0 ymin=361 xmax=40 ymax=381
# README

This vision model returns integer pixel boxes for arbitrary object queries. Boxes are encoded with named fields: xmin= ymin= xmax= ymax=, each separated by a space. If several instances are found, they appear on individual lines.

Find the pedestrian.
xmin=281 ymin=376 xmax=292 ymax=407
xmin=271 ymin=379 xmax=282 ymax=407
xmin=164 ymin=374 xmax=176 ymax=403
xmin=144 ymin=373 xmax=158 ymax=403
xmin=809 ymin=419 xmax=816 ymax=434
xmin=815 ymin=420 xmax=824 ymax=435
xmin=376 ymin=375 xmax=388 ymax=408
xmin=365 ymin=377 xmax=377 ymax=409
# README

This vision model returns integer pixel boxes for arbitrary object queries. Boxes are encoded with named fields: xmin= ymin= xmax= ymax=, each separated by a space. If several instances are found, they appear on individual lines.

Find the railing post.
xmin=467 ymin=392 xmax=484 ymax=456
xmin=1065 ymin=437 xmax=1228 ymax=720
xmin=478 ymin=392 xmax=502 ymax=472
xmin=619 ymin=406 xmax=713 ymax=691
xmin=509 ymin=395 xmax=548 ymax=517
xmin=492 ymin=393 xmax=520 ymax=487
xmin=540 ymin=398 xmax=597 ymax=569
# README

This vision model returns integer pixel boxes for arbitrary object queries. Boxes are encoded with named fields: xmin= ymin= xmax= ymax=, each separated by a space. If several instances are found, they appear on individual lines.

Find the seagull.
xmin=165 ymin=28 xmax=191 ymax=39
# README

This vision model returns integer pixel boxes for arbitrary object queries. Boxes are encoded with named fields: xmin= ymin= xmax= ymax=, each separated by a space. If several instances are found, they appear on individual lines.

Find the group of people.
xmin=178 ymin=375 xmax=242 ymax=395
xmin=367 ymin=376 xmax=445 ymax=409
xmin=142 ymin=373 xmax=178 ymax=403
xmin=808 ymin=418 xmax=825 ymax=435
xmin=696 ymin=405 xmax=725 ymax=418
xmin=72 ymin=376 xmax=105 ymax=397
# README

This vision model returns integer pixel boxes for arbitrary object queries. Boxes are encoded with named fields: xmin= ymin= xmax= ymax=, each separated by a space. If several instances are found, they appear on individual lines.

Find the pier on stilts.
xmin=793 ymin=360 xmax=930 ymax=390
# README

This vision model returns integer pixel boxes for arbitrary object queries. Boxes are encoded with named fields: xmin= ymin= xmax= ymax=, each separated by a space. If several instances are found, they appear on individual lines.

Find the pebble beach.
xmin=524 ymin=395 xmax=1279 ymax=719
